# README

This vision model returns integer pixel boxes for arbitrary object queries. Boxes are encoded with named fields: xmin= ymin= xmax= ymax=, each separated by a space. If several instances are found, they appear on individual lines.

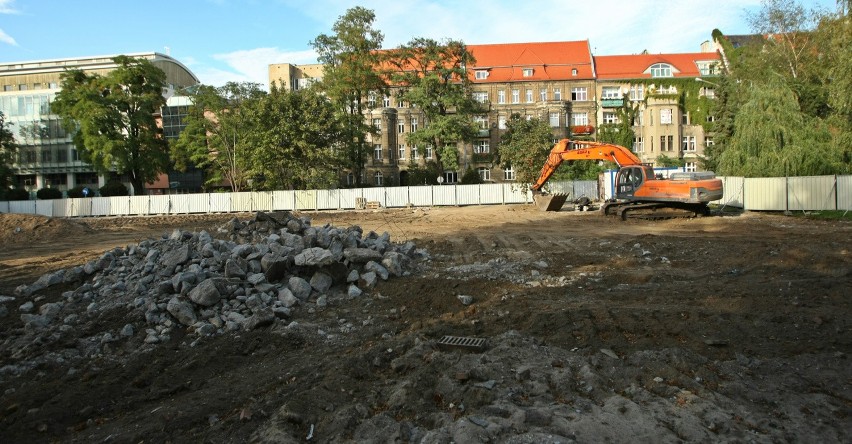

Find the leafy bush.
xmin=3 ymin=188 xmax=31 ymax=201
xmin=461 ymin=167 xmax=483 ymax=184
xmin=36 ymin=187 xmax=63 ymax=200
xmin=98 ymin=181 xmax=129 ymax=197
xmin=67 ymin=185 xmax=96 ymax=198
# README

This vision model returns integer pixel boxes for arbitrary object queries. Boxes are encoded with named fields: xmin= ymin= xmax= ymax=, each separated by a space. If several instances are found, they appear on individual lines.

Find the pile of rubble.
xmin=3 ymin=211 xmax=424 ymax=371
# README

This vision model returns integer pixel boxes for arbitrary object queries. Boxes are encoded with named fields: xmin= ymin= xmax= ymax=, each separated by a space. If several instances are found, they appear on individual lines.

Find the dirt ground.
xmin=0 ymin=205 xmax=850 ymax=443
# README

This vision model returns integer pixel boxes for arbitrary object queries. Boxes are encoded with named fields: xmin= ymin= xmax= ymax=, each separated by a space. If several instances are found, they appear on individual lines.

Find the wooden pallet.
xmin=365 ymin=201 xmax=381 ymax=210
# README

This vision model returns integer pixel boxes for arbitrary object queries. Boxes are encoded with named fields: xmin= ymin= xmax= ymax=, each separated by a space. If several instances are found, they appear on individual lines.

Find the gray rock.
xmin=160 ymin=244 xmax=190 ymax=271
xmin=364 ymin=261 xmax=389 ymax=280
xmin=19 ymin=301 xmax=34 ymax=313
xmin=381 ymin=252 xmax=408 ymax=277
xmin=188 ymin=279 xmax=222 ymax=307
xmin=39 ymin=302 xmax=63 ymax=321
xmin=288 ymin=277 xmax=312 ymax=301
xmin=310 ymin=271 xmax=333 ymax=293
xmin=120 ymin=324 xmax=135 ymax=337
xmin=343 ymin=248 xmax=383 ymax=263
xmin=359 ymin=271 xmax=378 ymax=289
xmin=457 ymin=295 xmax=474 ymax=306
xmin=243 ymin=307 xmax=275 ymax=331
xmin=261 ymin=254 xmax=290 ymax=282
xmin=348 ymin=284 xmax=363 ymax=298
xmin=167 ymin=297 xmax=198 ymax=326
xmin=294 ymin=247 xmax=336 ymax=267
xmin=224 ymin=257 xmax=248 ymax=279
xmin=247 ymin=273 xmax=267 ymax=286
xmin=277 ymin=288 xmax=298 ymax=307
xmin=347 ymin=269 xmax=360 ymax=283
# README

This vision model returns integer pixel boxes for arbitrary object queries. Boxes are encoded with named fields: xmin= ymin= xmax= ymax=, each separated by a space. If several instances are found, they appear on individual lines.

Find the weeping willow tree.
xmin=718 ymin=77 xmax=837 ymax=177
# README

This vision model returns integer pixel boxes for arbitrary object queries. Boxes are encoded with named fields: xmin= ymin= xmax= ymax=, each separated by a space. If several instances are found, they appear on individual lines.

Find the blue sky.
xmin=0 ymin=0 xmax=839 ymax=87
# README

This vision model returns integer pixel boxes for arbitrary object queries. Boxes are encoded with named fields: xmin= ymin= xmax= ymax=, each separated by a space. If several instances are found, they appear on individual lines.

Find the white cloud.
xmin=0 ymin=28 xmax=17 ymax=46
xmin=0 ymin=0 xmax=19 ymax=14
xmin=195 ymin=47 xmax=318 ymax=87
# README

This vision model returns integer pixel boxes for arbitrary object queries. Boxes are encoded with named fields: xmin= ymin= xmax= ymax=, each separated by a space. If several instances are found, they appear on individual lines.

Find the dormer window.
xmin=649 ymin=63 xmax=673 ymax=78
xmin=475 ymin=70 xmax=489 ymax=80
xmin=571 ymin=68 xmax=578 ymax=76
xmin=522 ymin=68 xmax=534 ymax=77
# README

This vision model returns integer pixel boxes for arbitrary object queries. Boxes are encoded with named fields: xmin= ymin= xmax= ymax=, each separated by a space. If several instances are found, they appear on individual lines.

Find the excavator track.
xmin=603 ymin=202 xmax=709 ymax=221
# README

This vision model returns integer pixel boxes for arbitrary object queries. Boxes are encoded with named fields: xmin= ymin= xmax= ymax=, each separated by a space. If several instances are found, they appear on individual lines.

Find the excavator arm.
xmin=530 ymin=139 xmax=643 ymax=191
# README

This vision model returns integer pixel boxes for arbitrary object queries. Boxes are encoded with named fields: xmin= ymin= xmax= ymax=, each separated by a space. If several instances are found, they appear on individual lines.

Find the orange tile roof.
xmin=466 ymin=41 xmax=594 ymax=83
xmin=594 ymin=52 xmax=721 ymax=79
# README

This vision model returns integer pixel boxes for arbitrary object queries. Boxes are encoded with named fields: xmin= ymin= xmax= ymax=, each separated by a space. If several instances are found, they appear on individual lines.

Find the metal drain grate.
xmin=437 ymin=335 xmax=487 ymax=351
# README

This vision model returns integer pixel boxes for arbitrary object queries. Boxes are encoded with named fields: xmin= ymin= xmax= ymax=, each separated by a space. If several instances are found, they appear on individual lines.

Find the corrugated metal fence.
xmin=1 ymin=176 xmax=850 ymax=217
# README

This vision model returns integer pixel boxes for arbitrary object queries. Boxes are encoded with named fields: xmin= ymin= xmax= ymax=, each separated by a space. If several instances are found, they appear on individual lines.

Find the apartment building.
xmin=594 ymin=52 xmax=721 ymax=171
xmin=271 ymin=41 xmax=721 ymax=186
xmin=0 ymin=53 xmax=199 ymax=194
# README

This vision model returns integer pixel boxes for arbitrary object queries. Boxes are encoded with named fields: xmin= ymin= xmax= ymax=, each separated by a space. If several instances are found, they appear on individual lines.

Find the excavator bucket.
xmin=533 ymin=193 xmax=569 ymax=211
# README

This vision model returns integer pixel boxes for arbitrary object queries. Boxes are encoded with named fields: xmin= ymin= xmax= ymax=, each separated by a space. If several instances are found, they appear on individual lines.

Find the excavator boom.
xmin=531 ymin=139 xmax=642 ymax=191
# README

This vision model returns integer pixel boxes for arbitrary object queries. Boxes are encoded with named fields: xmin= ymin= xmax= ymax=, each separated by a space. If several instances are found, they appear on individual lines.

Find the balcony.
xmin=600 ymin=98 xmax=625 ymax=108
xmin=472 ymin=152 xmax=495 ymax=163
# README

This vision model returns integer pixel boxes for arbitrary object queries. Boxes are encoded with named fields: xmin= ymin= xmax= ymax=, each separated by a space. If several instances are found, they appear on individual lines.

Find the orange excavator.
xmin=531 ymin=139 xmax=723 ymax=219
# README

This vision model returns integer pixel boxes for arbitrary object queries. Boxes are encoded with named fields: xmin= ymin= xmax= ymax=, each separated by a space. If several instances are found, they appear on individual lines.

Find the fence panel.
xmin=51 ymin=199 xmax=70 ymax=217
xmin=838 ymin=175 xmax=852 ymax=211
xmin=744 ymin=177 xmax=786 ymax=211
xmin=787 ymin=176 xmax=837 ymax=211
xmin=361 ymin=188 xmax=387 ymax=207
xmin=9 ymin=200 xmax=36 ymax=215
xmin=456 ymin=185 xmax=480 ymax=205
xmin=35 ymin=200 xmax=53 ymax=217
xmin=231 ymin=192 xmax=255 ymax=212
xmin=129 ymin=196 xmax=150 ymax=215
xmin=502 ymin=183 xmax=529 ymax=204
xmin=335 ymin=189 xmax=359 ymax=210
xmin=64 ymin=198 xmax=92 ymax=217
xmin=408 ymin=186 xmax=433 ymax=206
xmin=716 ymin=176 xmax=745 ymax=208
xmin=384 ymin=188 xmax=409 ymax=207
xmin=148 ymin=195 xmax=170 ymax=215
xmin=316 ymin=189 xmax=341 ymax=210
xmin=433 ymin=185 xmax=457 ymax=206
xmin=252 ymin=192 xmax=274 ymax=212
xmin=209 ymin=193 xmax=232 ymax=213
xmin=479 ymin=183 xmax=504 ymax=204
xmin=574 ymin=181 xmax=598 ymax=200
xmin=546 ymin=181 xmax=574 ymax=197
xmin=0 ymin=201 xmax=8 ymax=213
xmin=295 ymin=190 xmax=317 ymax=210
xmin=271 ymin=191 xmax=295 ymax=211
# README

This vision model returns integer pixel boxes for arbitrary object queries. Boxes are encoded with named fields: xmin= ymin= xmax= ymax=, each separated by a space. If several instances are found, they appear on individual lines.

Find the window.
xmin=570 ymin=87 xmax=587 ymax=101
xmin=603 ymin=112 xmax=618 ymax=124
xmin=572 ymin=112 xmax=589 ymax=126
xmin=443 ymin=171 xmax=458 ymax=184
xmin=72 ymin=149 xmax=80 ymax=161
xmin=374 ymin=171 xmax=383 ymax=186
xmin=398 ymin=145 xmax=406 ymax=160
xmin=571 ymin=68 xmax=578 ymax=76
xmin=660 ymin=109 xmax=672 ymax=125
xmin=57 ymin=149 xmax=68 ymax=163
xmin=18 ymin=84 xmax=27 ymax=91
xmin=44 ymin=173 xmax=67 ymax=186
xmin=411 ymin=117 xmax=418 ymax=132
xmin=553 ymin=88 xmax=562 ymax=100
xmin=526 ymin=89 xmax=533 ymax=103
xmin=684 ymin=162 xmax=696 ymax=172
xmin=511 ymin=89 xmax=519 ymax=104
xmin=705 ymin=136 xmax=714 ymax=147
xmin=602 ymin=86 xmax=621 ymax=99
xmin=398 ymin=119 xmax=405 ymax=133
xmin=498 ymin=115 xmax=507 ymax=129
xmin=633 ymin=137 xmax=644 ymax=152
xmin=657 ymin=84 xmax=677 ymax=94
xmin=649 ymin=63 xmax=673 ymax=77
xmin=474 ymin=140 xmax=489 ymax=154
xmin=498 ymin=90 xmax=506 ymax=104
xmin=425 ymin=145 xmax=433 ymax=159
xmin=660 ymin=136 xmax=667 ymax=151
xmin=706 ymin=115 xmax=716 ymax=123
xmin=473 ymin=115 xmax=488 ymax=129
xmin=682 ymin=136 xmax=696 ymax=151
xmin=549 ymin=112 xmax=560 ymax=127
xmin=367 ymin=92 xmax=376 ymax=108
xmin=411 ymin=146 xmax=420 ymax=160
xmin=473 ymin=91 xmax=488 ymax=103
xmin=347 ymin=173 xmax=356 ymax=186
xmin=3 ymin=85 xmax=13 ymax=91
xmin=374 ymin=144 xmax=382 ymax=160
xmin=633 ymin=111 xmax=644 ymax=126
xmin=382 ymin=96 xmax=390 ymax=107
xmin=629 ymin=85 xmax=644 ymax=101
xmin=668 ymin=135 xmax=674 ymax=151
xmin=522 ymin=68 xmax=533 ymax=77
xmin=42 ymin=149 xmax=52 ymax=162
xmin=477 ymin=167 xmax=491 ymax=181
xmin=682 ymin=113 xmax=690 ymax=125
xmin=696 ymin=61 xmax=717 ymax=76
xmin=49 ymin=82 xmax=58 ymax=89
xmin=23 ymin=149 xmax=37 ymax=163
xmin=504 ymin=166 xmax=516 ymax=181
xmin=372 ymin=118 xmax=382 ymax=132
xmin=475 ymin=70 xmax=488 ymax=79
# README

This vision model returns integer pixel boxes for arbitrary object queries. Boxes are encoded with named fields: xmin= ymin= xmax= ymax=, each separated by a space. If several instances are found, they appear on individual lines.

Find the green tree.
xmin=172 ymin=82 xmax=265 ymax=192
xmin=596 ymin=103 xmax=637 ymax=149
xmin=656 ymin=154 xmax=685 ymax=168
xmin=311 ymin=7 xmax=386 ymax=187
xmin=386 ymin=38 xmax=483 ymax=174
xmin=246 ymin=85 xmax=345 ymax=190
xmin=51 ymin=55 xmax=169 ymax=195
xmin=0 ymin=111 xmax=18 ymax=190
xmin=497 ymin=115 xmax=554 ymax=187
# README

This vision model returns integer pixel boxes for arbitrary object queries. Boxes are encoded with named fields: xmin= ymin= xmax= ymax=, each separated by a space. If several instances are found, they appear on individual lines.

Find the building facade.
xmin=273 ymin=41 xmax=722 ymax=187
xmin=0 ymin=53 xmax=199 ymax=194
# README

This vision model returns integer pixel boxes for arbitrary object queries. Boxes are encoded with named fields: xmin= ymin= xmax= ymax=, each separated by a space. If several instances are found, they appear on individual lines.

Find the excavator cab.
xmin=614 ymin=166 xmax=651 ymax=199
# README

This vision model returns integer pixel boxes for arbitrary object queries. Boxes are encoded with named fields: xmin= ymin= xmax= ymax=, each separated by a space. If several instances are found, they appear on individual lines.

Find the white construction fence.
xmin=1 ymin=175 xmax=850 ymax=217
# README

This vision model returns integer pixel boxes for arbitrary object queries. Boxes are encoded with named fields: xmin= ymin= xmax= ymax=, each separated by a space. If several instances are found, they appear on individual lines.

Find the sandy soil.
xmin=0 ymin=205 xmax=850 ymax=443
